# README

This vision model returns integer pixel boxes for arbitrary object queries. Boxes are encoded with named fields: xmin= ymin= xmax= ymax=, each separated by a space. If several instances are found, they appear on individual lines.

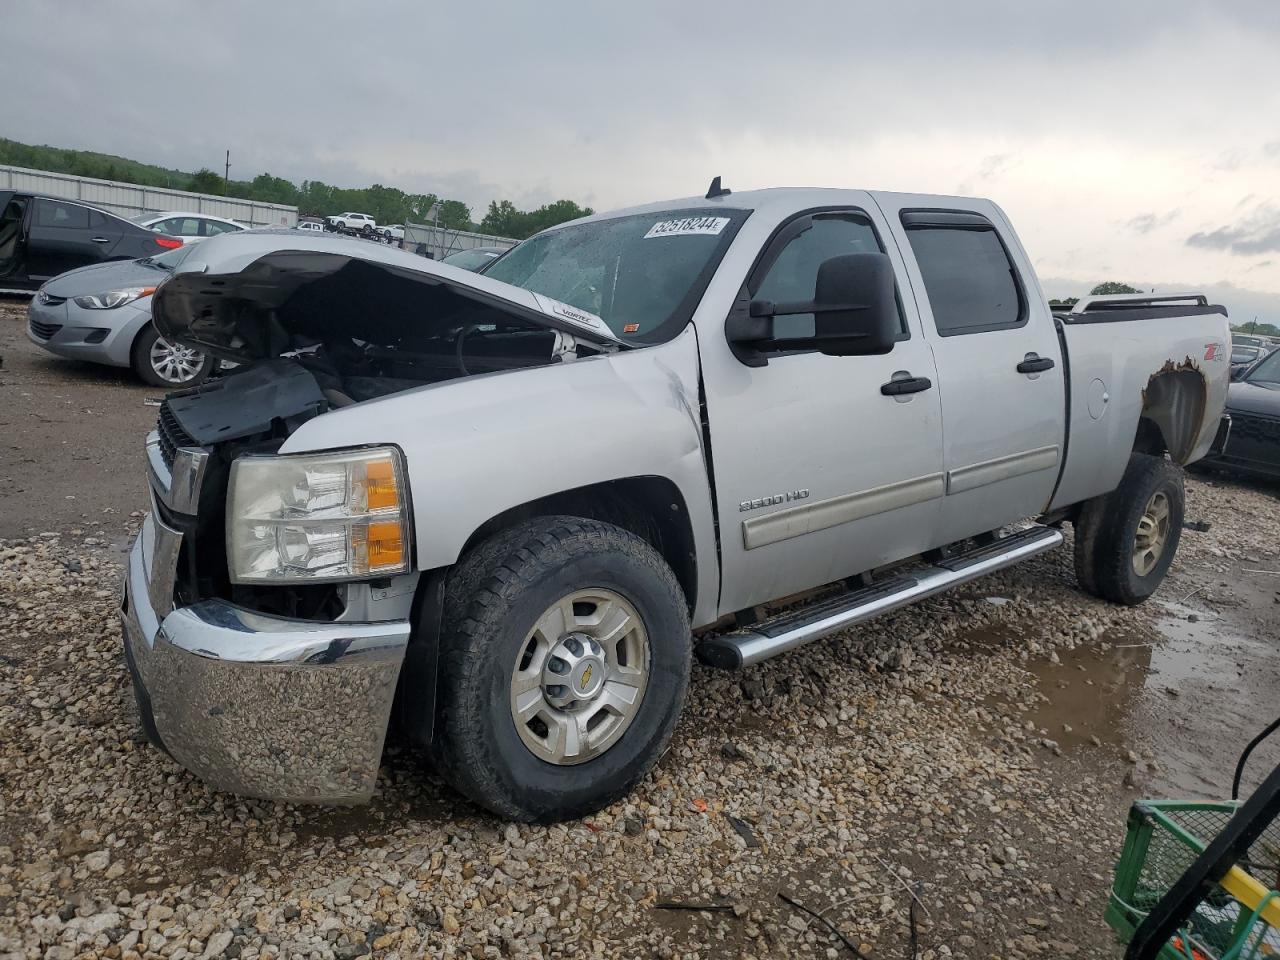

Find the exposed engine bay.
xmin=154 ymin=249 xmax=613 ymax=449
xmin=150 ymin=249 xmax=612 ymax=619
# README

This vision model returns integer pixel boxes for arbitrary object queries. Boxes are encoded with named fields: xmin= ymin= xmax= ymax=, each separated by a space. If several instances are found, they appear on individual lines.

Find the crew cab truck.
xmin=121 ymin=186 xmax=1230 ymax=822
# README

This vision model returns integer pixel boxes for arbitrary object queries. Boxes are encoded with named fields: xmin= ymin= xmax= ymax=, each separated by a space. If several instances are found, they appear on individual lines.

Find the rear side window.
xmin=902 ymin=211 xmax=1025 ymax=336
xmin=203 ymin=219 xmax=240 ymax=235
xmin=35 ymin=199 xmax=89 ymax=230
xmin=159 ymin=217 xmax=201 ymax=237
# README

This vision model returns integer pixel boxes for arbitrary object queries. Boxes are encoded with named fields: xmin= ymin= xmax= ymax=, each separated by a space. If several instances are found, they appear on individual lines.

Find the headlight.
xmin=227 ymin=447 xmax=411 ymax=584
xmin=73 ymin=286 xmax=156 ymax=310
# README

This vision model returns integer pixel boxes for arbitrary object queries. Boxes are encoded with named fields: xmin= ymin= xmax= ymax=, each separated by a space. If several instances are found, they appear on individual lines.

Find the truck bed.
xmin=1049 ymin=294 xmax=1231 ymax=511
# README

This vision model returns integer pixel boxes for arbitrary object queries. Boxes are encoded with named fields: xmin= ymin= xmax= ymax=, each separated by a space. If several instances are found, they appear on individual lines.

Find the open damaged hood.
xmin=150 ymin=231 xmax=624 ymax=362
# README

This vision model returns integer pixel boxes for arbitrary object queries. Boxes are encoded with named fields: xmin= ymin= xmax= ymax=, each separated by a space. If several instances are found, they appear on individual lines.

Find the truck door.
xmin=698 ymin=204 xmax=946 ymax=615
xmin=25 ymin=198 xmax=109 ymax=280
xmin=876 ymin=198 xmax=1065 ymax=545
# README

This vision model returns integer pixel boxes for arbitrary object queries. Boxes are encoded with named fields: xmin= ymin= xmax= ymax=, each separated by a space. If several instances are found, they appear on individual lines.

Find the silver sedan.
xmin=26 ymin=245 xmax=214 ymax=387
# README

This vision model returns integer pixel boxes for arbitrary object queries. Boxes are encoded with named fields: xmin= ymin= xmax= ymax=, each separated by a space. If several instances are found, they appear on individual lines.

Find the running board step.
xmin=697 ymin=525 xmax=1063 ymax=670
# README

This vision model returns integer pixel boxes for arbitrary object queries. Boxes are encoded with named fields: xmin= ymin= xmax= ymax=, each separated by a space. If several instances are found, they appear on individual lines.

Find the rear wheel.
xmin=1072 ymin=453 xmax=1184 ymax=605
xmin=130 ymin=324 xmax=214 ymax=388
xmin=431 ymin=517 xmax=691 ymax=822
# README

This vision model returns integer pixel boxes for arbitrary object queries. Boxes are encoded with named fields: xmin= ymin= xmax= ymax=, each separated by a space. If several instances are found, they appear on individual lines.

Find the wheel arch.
xmin=1134 ymin=366 xmax=1208 ymax=464
xmin=457 ymin=475 xmax=698 ymax=614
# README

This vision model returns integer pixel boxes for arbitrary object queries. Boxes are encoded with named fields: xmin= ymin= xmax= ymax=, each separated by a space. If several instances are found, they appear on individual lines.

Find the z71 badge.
xmin=739 ymin=489 xmax=810 ymax=512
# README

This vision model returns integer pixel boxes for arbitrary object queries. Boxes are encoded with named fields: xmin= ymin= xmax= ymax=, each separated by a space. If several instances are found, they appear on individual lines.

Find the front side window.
xmin=484 ymin=207 xmax=749 ymax=343
xmin=903 ymin=212 xmax=1025 ymax=336
xmin=752 ymin=214 xmax=888 ymax=340
xmin=35 ymin=199 xmax=89 ymax=229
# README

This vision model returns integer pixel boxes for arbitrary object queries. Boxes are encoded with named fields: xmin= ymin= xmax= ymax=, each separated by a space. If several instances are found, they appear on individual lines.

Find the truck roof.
xmin=562 ymin=186 xmax=999 ymax=227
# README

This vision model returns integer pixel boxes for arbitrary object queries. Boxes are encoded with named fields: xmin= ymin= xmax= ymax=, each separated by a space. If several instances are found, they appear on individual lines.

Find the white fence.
xmin=402 ymin=222 xmax=518 ymax=260
xmin=0 ymin=165 xmax=297 ymax=228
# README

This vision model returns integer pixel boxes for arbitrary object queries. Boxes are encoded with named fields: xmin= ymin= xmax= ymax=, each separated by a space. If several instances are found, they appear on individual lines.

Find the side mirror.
xmin=1231 ymin=366 xmax=1246 ymax=381
xmin=726 ymin=252 xmax=899 ymax=365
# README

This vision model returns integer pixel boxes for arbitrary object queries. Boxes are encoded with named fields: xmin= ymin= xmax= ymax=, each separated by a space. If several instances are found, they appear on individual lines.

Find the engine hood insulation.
xmin=151 ymin=234 xmax=623 ymax=363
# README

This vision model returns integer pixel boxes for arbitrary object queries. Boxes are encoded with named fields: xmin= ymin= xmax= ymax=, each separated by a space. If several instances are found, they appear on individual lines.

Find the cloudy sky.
xmin=5 ymin=1 xmax=1279 ymax=318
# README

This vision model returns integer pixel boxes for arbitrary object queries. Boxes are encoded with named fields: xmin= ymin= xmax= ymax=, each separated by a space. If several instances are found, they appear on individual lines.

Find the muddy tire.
xmin=1073 ymin=453 xmax=1184 ymax=605
xmin=431 ymin=517 xmax=691 ymax=822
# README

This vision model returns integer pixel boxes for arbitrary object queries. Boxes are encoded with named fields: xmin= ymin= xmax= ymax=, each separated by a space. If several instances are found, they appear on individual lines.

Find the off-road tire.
xmin=130 ymin=324 xmax=214 ymax=388
xmin=431 ymin=516 xmax=691 ymax=822
xmin=1072 ymin=453 xmax=1184 ymax=605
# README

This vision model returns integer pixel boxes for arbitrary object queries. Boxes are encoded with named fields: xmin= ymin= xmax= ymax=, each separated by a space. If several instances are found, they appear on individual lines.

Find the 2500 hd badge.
xmin=739 ymin=489 xmax=811 ymax=512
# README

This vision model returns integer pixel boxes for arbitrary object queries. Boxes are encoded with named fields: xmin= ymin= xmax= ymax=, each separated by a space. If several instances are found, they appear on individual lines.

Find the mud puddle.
xmin=1019 ymin=600 xmax=1280 ymax=800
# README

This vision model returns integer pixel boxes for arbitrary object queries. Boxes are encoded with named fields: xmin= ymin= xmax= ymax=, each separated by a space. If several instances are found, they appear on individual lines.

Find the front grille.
xmin=1231 ymin=412 xmax=1280 ymax=446
xmin=28 ymin=317 xmax=62 ymax=340
xmin=156 ymin=400 xmax=198 ymax=469
xmin=1226 ymin=411 xmax=1280 ymax=467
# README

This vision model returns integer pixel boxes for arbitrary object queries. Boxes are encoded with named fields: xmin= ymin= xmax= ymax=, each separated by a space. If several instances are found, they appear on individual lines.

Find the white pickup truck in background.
xmin=123 ymin=184 xmax=1230 ymax=821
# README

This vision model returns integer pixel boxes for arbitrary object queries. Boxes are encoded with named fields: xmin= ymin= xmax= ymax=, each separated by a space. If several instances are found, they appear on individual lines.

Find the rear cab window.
xmin=900 ymin=210 xmax=1026 ymax=336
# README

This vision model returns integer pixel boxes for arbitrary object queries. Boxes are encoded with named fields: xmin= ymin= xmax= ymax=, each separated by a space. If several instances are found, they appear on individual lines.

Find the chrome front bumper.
xmin=121 ymin=508 xmax=411 ymax=804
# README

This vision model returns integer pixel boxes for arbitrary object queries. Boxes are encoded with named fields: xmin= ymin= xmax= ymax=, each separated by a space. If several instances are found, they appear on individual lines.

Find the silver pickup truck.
xmin=121 ymin=184 xmax=1230 ymax=822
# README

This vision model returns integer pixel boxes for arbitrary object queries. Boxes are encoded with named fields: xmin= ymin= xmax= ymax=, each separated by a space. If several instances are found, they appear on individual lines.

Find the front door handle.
xmin=1017 ymin=356 xmax=1055 ymax=374
xmin=90 ymin=236 xmax=111 ymax=244
xmin=880 ymin=375 xmax=933 ymax=396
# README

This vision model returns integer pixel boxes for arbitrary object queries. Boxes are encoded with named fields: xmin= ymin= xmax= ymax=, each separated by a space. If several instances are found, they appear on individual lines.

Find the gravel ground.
xmin=3 ymin=300 xmax=1280 ymax=959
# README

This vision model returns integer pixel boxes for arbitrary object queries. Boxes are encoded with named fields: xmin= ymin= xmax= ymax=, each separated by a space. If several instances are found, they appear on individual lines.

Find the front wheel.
xmin=431 ymin=517 xmax=691 ymax=822
xmin=1073 ymin=452 xmax=1185 ymax=605
xmin=130 ymin=324 xmax=214 ymax=388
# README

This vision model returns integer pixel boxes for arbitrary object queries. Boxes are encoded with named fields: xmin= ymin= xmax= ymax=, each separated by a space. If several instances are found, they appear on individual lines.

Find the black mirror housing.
xmin=809 ymin=252 xmax=898 ymax=357
xmin=727 ymin=252 xmax=899 ymax=364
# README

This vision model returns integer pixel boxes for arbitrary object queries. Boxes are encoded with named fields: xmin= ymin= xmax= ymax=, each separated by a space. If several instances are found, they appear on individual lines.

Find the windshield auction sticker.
xmin=643 ymin=216 xmax=730 ymax=239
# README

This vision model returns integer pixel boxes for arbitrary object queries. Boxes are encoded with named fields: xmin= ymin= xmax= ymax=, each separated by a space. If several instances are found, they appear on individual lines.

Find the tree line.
xmin=0 ymin=137 xmax=589 ymax=237
xmin=1048 ymin=281 xmax=1144 ymax=309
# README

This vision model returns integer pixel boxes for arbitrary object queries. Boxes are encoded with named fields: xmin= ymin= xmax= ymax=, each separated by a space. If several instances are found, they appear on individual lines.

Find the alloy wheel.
xmin=1132 ymin=490 xmax=1171 ymax=577
xmin=509 ymin=589 xmax=650 ymax=765
xmin=149 ymin=338 xmax=206 ymax=384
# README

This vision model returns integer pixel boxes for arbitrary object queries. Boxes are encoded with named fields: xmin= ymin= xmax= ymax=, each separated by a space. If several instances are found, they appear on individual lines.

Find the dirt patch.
xmin=0 ymin=297 xmax=156 ymax=539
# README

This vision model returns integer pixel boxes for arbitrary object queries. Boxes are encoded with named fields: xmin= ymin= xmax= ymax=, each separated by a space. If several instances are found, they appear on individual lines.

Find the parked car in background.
xmin=440 ymin=245 xmax=508 ymax=271
xmin=327 ymin=212 xmax=377 ymax=232
xmin=1231 ymin=344 xmax=1266 ymax=374
xmin=297 ymin=220 xmax=325 ymax=232
xmin=130 ymin=211 xmax=244 ymax=245
xmin=378 ymin=223 xmax=404 ymax=241
xmin=26 ymin=244 xmax=215 ymax=387
xmin=1202 ymin=347 xmax=1280 ymax=479
xmin=0 ymin=192 xmax=181 ymax=292
xmin=1232 ymin=334 xmax=1268 ymax=349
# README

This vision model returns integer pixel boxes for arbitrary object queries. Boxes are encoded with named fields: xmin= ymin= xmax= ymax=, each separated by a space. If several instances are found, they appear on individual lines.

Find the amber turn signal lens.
xmin=366 ymin=520 xmax=404 ymax=570
xmin=365 ymin=459 xmax=399 ymax=511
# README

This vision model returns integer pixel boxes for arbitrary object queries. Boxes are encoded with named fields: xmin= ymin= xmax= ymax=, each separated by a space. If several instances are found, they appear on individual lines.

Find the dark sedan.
xmin=1202 ymin=348 xmax=1280 ymax=478
xmin=0 ymin=191 xmax=181 ymax=293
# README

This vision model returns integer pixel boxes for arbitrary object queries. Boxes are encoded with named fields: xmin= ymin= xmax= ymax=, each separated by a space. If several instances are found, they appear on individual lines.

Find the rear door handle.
xmin=1017 ymin=356 xmax=1055 ymax=374
xmin=880 ymin=375 xmax=933 ymax=396
xmin=90 ymin=236 xmax=111 ymax=244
